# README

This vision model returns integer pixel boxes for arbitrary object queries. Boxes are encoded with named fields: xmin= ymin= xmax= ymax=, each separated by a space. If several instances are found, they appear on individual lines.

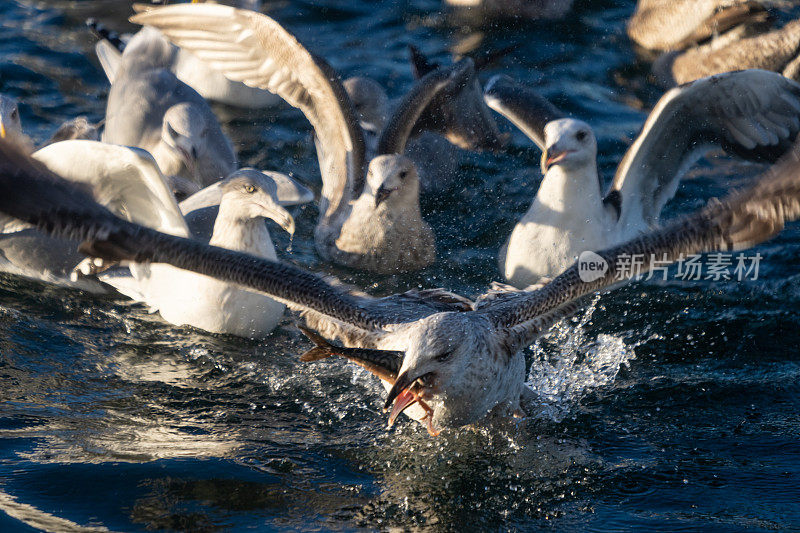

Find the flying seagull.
xmin=485 ymin=70 xmax=800 ymax=288
xmin=130 ymin=4 xmax=494 ymax=273
xmin=1 ymin=137 xmax=799 ymax=435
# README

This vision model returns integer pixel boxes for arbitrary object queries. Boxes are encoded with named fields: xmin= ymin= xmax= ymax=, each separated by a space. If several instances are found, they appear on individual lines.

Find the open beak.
xmin=540 ymin=148 xmax=570 ymax=174
xmin=374 ymin=185 xmax=394 ymax=207
xmin=260 ymin=200 xmax=295 ymax=236
xmin=383 ymin=369 xmax=417 ymax=411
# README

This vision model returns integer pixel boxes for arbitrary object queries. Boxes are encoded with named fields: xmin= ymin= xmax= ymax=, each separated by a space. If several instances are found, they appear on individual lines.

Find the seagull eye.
xmin=576 ymin=130 xmax=587 ymax=141
xmin=244 ymin=185 xmax=256 ymax=194
xmin=435 ymin=350 xmax=454 ymax=363
xmin=399 ymin=170 xmax=408 ymax=180
xmin=10 ymin=109 xmax=18 ymax=120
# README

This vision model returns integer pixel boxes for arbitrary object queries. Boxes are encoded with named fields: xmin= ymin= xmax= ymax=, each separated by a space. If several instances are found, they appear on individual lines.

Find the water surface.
xmin=1 ymin=0 xmax=800 ymax=530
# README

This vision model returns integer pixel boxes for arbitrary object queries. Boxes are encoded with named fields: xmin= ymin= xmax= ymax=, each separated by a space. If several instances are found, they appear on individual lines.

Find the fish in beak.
xmin=298 ymin=326 xmax=439 ymax=436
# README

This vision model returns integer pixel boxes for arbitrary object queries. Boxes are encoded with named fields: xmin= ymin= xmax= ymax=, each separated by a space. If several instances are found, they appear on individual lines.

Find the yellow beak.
xmin=540 ymin=149 xmax=548 ymax=175
xmin=0 ymin=122 xmax=6 ymax=139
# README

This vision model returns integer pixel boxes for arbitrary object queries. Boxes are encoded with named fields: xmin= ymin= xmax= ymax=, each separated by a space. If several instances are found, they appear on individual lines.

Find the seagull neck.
xmin=535 ymin=163 xmax=602 ymax=213
xmin=210 ymin=200 xmax=276 ymax=259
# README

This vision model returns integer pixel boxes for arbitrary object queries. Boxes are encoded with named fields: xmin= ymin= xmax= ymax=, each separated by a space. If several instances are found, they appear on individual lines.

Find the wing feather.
xmin=609 ymin=70 xmax=800 ymax=228
xmin=131 ymin=4 xmax=365 ymax=221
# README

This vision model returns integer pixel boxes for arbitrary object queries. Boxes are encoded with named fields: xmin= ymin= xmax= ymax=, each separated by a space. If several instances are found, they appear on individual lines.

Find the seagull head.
xmin=384 ymin=313 xmax=491 ymax=434
xmin=541 ymin=118 xmax=597 ymax=174
xmin=343 ymin=77 xmax=389 ymax=136
xmin=365 ymin=154 xmax=419 ymax=209
xmin=0 ymin=95 xmax=24 ymax=143
xmin=162 ymin=102 xmax=210 ymax=179
xmin=219 ymin=170 xmax=295 ymax=235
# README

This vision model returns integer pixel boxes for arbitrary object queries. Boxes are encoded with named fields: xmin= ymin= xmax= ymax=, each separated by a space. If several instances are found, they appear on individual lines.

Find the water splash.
xmin=525 ymin=298 xmax=657 ymax=422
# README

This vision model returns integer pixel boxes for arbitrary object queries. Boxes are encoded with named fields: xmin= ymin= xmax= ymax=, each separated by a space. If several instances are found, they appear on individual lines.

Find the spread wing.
xmin=131 ymin=4 xmax=366 ymax=222
xmin=481 ymin=138 xmax=800 ymax=351
xmin=608 ymin=70 xmax=800 ymax=229
xmin=482 ymin=75 xmax=566 ymax=152
xmin=0 ymin=139 xmax=453 ymax=336
xmin=377 ymin=59 xmax=476 ymax=156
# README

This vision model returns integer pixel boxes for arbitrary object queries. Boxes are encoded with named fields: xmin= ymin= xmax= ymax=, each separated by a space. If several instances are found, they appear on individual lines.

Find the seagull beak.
xmin=387 ymin=389 xmax=418 ymax=427
xmin=0 ymin=122 xmax=6 ymax=139
xmin=383 ymin=369 xmax=417 ymax=411
xmin=541 ymin=148 xmax=570 ymax=173
xmin=374 ymin=185 xmax=393 ymax=207
xmin=260 ymin=199 xmax=295 ymax=236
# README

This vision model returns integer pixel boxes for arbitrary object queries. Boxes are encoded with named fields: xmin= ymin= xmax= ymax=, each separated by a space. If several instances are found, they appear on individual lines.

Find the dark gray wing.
xmin=482 ymin=74 xmax=566 ymax=152
xmin=377 ymin=59 xmax=476 ymax=156
xmin=0 ymin=139 xmax=441 ymax=333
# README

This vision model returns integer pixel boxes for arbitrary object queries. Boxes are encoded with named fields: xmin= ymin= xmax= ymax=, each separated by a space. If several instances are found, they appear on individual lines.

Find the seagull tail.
xmin=297 ymin=325 xmax=335 ymax=362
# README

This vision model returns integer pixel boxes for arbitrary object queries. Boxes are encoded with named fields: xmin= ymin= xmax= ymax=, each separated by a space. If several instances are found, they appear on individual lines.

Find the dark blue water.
xmin=2 ymin=0 xmax=800 ymax=531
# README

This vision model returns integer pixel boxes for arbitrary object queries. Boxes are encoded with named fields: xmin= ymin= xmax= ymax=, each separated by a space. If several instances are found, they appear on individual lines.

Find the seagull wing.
xmin=0 ymin=139 xmax=442 ymax=334
xmin=32 ymin=140 xmax=188 ymax=238
xmin=608 ymin=69 xmax=800 ymax=228
xmin=480 ymin=140 xmax=800 ymax=350
xmin=131 ymin=4 xmax=366 ymax=222
xmin=482 ymin=75 xmax=566 ymax=152
xmin=377 ymin=59 xmax=476 ymax=156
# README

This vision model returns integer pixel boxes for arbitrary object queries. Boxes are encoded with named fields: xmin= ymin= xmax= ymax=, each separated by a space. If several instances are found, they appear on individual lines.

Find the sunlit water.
xmin=1 ymin=0 xmax=800 ymax=530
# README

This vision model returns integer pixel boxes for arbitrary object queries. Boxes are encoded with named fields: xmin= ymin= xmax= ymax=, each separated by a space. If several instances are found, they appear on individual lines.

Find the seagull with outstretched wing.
xmin=1 ymin=136 xmax=799 ymax=435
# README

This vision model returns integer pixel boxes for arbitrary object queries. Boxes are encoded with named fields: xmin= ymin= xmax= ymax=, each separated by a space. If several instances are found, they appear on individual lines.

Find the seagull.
xmin=627 ymin=0 xmax=772 ymax=52
xmin=91 ymin=0 xmax=280 ymax=109
xmin=484 ymin=70 xmax=800 ymax=288
xmin=654 ymin=19 xmax=800 ymax=87
xmin=100 ymin=169 xmax=310 ymax=338
xmin=2 ymin=136 xmax=800 ymax=435
xmin=100 ymin=26 xmax=237 ymax=194
xmin=0 ymin=94 xmax=99 ymax=154
xmin=130 ymin=4 xmax=487 ymax=273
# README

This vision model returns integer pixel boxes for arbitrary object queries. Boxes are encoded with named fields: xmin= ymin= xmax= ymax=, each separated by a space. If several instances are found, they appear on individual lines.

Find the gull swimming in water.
xmin=100 ymin=26 xmax=237 ymax=194
xmin=484 ymin=70 xmax=800 ymax=288
xmin=627 ymin=0 xmax=772 ymax=52
xmin=132 ymin=4 xmax=490 ymax=273
xmin=91 ymin=0 xmax=280 ymax=109
xmin=2 ymin=135 xmax=800 ymax=435
xmin=100 ymin=169 xmax=309 ymax=338
xmin=653 ymin=19 xmax=800 ymax=87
